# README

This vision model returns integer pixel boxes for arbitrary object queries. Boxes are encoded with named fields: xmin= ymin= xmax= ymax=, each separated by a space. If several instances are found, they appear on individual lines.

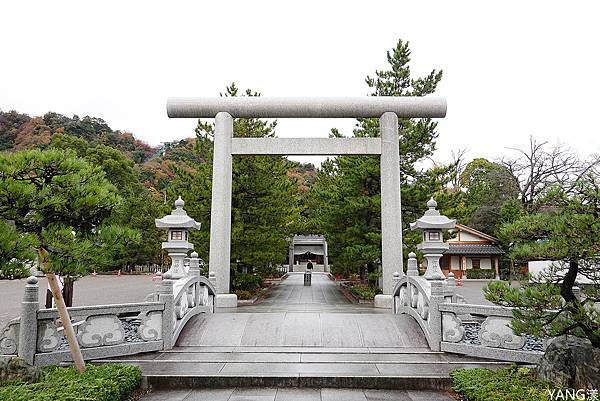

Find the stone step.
xmin=143 ymin=388 xmax=456 ymax=401
xmin=99 ymin=351 xmax=507 ymax=364
xmin=95 ymin=347 xmax=510 ymax=390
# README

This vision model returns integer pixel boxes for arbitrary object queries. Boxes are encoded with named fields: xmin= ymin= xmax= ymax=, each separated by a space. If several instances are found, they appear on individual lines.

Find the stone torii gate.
xmin=167 ymin=97 xmax=447 ymax=307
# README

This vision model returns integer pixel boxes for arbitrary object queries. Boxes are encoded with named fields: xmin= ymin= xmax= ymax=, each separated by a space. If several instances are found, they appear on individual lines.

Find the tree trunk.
xmin=63 ymin=277 xmax=74 ymax=307
xmin=39 ymin=248 xmax=85 ymax=373
xmin=560 ymin=259 xmax=600 ymax=348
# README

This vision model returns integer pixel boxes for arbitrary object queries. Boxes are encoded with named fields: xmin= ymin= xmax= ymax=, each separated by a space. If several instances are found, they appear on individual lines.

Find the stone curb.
xmin=146 ymin=375 xmax=453 ymax=391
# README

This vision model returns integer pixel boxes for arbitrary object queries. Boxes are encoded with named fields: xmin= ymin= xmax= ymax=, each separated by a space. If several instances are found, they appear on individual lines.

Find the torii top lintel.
xmin=166 ymin=97 xmax=447 ymax=119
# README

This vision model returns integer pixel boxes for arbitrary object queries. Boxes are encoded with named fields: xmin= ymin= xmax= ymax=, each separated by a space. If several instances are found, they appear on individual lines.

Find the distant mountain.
xmin=0 ymin=110 xmax=318 ymax=193
xmin=0 ymin=110 xmax=200 ymax=191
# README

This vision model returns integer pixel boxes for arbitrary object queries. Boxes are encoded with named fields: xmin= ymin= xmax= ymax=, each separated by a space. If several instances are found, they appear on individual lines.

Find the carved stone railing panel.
xmin=437 ymin=302 xmax=545 ymax=362
xmin=37 ymin=320 xmax=60 ymax=353
xmin=398 ymin=285 xmax=408 ymax=307
xmin=442 ymin=312 xmax=464 ymax=343
xmin=0 ymin=320 xmax=20 ymax=355
xmin=138 ymin=311 xmax=162 ymax=341
xmin=417 ymin=291 xmax=429 ymax=320
xmin=76 ymin=314 xmax=126 ymax=348
xmin=479 ymin=316 xmax=526 ymax=350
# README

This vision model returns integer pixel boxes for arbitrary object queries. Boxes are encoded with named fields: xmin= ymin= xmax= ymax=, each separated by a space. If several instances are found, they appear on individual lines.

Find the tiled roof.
xmin=447 ymin=244 xmax=504 ymax=255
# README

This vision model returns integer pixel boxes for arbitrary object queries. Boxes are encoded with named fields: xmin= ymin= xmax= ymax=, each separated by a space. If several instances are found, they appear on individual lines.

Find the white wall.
xmin=461 ymin=232 xmax=483 ymax=242
xmin=528 ymin=260 xmax=594 ymax=284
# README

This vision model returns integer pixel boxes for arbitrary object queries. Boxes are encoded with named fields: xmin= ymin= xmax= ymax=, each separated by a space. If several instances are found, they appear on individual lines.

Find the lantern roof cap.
xmin=155 ymin=196 xmax=201 ymax=230
xmin=410 ymin=197 xmax=456 ymax=230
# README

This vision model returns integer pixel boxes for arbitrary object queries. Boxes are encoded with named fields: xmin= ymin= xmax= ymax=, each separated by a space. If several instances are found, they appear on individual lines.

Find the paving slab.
xmin=184 ymin=388 xmax=234 ymax=401
xmin=176 ymin=313 xmax=429 ymax=349
xmin=364 ymin=389 xmax=412 ymax=401
xmin=321 ymin=388 xmax=368 ymax=401
xmin=142 ymin=389 xmax=192 ymax=401
xmin=275 ymin=388 xmax=320 ymax=401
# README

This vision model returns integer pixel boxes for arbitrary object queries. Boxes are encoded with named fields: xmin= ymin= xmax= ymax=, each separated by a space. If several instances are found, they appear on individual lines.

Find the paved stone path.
xmin=179 ymin=273 xmax=425 ymax=348
xmin=142 ymin=387 xmax=455 ymax=401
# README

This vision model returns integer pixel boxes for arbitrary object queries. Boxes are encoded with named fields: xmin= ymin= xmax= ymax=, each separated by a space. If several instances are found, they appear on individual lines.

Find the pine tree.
xmin=0 ymin=148 xmax=139 ymax=372
xmin=169 ymin=84 xmax=302 ymax=281
xmin=485 ymin=175 xmax=600 ymax=348
xmin=309 ymin=39 xmax=451 ymax=276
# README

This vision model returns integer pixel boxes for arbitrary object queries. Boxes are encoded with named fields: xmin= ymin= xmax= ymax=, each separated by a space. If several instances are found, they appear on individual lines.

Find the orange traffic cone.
xmin=456 ymin=277 xmax=462 ymax=286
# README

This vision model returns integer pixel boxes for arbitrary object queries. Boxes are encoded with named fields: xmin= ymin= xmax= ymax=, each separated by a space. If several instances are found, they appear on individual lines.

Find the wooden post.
xmin=494 ymin=257 xmax=500 ymax=280
xmin=39 ymin=248 xmax=85 ymax=373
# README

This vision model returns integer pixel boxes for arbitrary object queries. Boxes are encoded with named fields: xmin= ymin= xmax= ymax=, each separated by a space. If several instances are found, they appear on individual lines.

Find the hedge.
xmin=0 ymin=364 xmax=141 ymax=401
xmin=451 ymin=367 xmax=554 ymax=401
xmin=349 ymin=285 xmax=377 ymax=300
xmin=465 ymin=268 xmax=496 ymax=279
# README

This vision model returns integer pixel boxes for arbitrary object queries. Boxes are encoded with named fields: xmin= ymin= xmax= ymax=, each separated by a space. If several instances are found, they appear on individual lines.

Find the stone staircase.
xmin=95 ymin=345 xmax=509 ymax=390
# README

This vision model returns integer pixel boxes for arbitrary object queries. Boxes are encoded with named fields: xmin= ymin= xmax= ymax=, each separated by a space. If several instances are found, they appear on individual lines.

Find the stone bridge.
xmin=1 ymin=267 xmax=544 ymax=390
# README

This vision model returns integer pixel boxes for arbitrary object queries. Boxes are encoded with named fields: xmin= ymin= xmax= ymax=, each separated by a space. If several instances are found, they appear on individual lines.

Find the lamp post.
xmin=410 ymin=198 xmax=456 ymax=280
xmin=155 ymin=196 xmax=201 ymax=279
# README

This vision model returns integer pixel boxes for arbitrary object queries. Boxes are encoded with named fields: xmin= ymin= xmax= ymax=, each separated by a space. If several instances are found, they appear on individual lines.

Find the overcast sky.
xmin=2 ymin=1 xmax=599 ymax=166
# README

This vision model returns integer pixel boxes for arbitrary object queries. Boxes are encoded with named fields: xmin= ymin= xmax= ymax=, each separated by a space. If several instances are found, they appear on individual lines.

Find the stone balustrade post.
xmin=188 ymin=252 xmax=200 ymax=276
xmin=428 ymin=274 xmax=445 ymax=352
xmin=406 ymin=252 xmax=418 ymax=276
xmin=405 ymin=252 xmax=418 ymax=310
xmin=392 ymin=272 xmax=401 ymax=313
xmin=209 ymin=271 xmax=217 ymax=287
xmin=189 ymin=252 xmax=201 ymax=306
xmin=445 ymin=271 xmax=457 ymax=303
xmin=18 ymin=276 xmax=39 ymax=365
xmin=158 ymin=274 xmax=175 ymax=350
xmin=446 ymin=272 xmax=455 ymax=287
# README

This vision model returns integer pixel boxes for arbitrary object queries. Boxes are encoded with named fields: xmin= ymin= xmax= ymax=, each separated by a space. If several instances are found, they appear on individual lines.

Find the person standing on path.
xmin=306 ymin=260 xmax=313 ymax=271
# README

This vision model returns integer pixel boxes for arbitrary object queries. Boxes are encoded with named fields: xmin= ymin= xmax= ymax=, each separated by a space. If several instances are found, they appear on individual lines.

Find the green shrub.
xmin=234 ymin=290 xmax=255 ymax=300
xmin=233 ymin=273 xmax=262 ymax=292
xmin=0 ymin=364 xmax=141 ymax=401
xmin=349 ymin=285 xmax=377 ymax=300
xmin=451 ymin=367 xmax=554 ymax=401
xmin=465 ymin=269 xmax=496 ymax=279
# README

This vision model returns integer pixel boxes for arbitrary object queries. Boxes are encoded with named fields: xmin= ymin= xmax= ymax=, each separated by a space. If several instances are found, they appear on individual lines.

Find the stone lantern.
xmin=155 ymin=196 xmax=201 ymax=279
xmin=410 ymin=198 xmax=455 ymax=280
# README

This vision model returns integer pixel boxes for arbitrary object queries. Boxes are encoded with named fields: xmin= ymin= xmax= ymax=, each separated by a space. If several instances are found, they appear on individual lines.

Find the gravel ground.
xmin=0 ymin=274 xmax=157 ymax=330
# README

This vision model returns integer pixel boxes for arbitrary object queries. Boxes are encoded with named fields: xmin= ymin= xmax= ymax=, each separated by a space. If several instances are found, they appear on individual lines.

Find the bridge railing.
xmin=0 ymin=269 xmax=215 ymax=366
xmin=392 ymin=256 xmax=545 ymax=363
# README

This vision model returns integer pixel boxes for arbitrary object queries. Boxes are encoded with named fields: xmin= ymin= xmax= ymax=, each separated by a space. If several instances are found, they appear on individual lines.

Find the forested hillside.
xmin=0 ymin=108 xmax=316 ymax=280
